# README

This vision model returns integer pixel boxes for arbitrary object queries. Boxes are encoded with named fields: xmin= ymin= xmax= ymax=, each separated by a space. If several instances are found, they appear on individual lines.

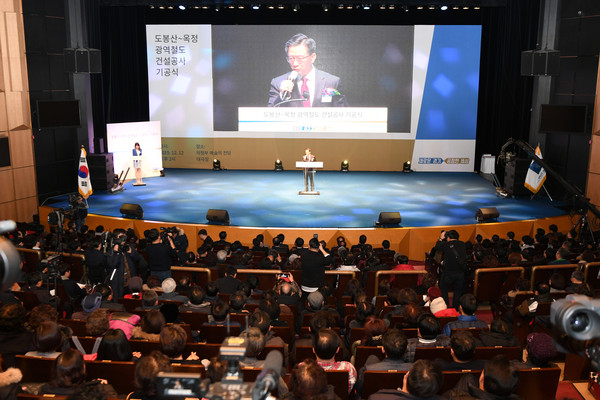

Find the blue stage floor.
xmin=49 ymin=170 xmax=566 ymax=228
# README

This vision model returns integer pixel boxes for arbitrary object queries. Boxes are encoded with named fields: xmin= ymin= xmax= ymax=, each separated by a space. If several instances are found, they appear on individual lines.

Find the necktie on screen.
xmin=301 ymin=77 xmax=310 ymax=107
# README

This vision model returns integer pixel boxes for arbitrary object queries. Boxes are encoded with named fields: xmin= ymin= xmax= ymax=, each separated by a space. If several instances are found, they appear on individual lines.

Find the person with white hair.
xmin=158 ymin=278 xmax=189 ymax=303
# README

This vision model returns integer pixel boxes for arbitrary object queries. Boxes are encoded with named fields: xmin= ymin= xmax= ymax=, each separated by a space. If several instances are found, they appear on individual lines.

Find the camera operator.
xmin=106 ymin=229 xmax=144 ymax=299
xmin=85 ymin=238 xmax=109 ymax=285
xmin=162 ymin=226 xmax=189 ymax=264
xmin=145 ymin=228 xmax=177 ymax=281
xmin=68 ymin=194 xmax=88 ymax=233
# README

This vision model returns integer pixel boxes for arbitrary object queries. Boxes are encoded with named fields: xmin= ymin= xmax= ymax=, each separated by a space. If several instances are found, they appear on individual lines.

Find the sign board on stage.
xmin=296 ymin=162 xmax=324 ymax=169
xmin=107 ymin=121 xmax=163 ymax=179
xmin=239 ymin=107 xmax=388 ymax=133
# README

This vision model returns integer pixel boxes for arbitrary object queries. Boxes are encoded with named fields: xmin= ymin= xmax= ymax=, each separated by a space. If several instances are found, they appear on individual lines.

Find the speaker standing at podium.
xmin=132 ymin=142 xmax=143 ymax=185
xmin=303 ymin=148 xmax=316 ymax=192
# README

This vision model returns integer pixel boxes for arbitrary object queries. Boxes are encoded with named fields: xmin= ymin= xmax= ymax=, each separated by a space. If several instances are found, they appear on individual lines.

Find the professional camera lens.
xmin=569 ymin=312 xmax=590 ymax=333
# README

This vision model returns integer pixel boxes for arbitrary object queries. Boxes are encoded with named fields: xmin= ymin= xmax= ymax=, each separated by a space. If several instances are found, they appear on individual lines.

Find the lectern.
xmin=296 ymin=161 xmax=323 ymax=195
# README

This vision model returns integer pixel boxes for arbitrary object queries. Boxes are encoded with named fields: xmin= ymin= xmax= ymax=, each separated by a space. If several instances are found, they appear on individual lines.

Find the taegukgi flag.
xmin=78 ymin=147 xmax=93 ymax=198
xmin=524 ymin=145 xmax=546 ymax=194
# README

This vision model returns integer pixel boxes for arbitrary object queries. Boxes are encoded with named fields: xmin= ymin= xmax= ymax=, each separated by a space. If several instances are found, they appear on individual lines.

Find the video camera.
xmin=156 ymin=337 xmax=282 ymax=400
xmin=160 ymin=226 xmax=178 ymax=241
xmin=551 ymin=294 xmax=600 ymax=370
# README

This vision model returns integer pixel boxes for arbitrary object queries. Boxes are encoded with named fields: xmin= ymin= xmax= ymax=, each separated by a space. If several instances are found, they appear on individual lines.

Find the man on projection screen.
xmin=268 ymin=33 xmax=348 ymax=108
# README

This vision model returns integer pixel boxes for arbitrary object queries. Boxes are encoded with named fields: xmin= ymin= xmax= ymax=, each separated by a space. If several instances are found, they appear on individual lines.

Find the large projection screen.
xmin=147 ymin=25 xmax=481 ymax=172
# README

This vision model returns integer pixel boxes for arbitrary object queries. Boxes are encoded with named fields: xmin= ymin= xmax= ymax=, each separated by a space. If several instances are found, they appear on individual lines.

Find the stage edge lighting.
xmin=274 ymin=159 xmax=284 ymax=171
xmin=403 ymin=161 xmax=412 ymax=173
xmin=341 ymin=160 xmax=349 ymax=172
xmin=213 ymin=159 xmax=222 ymax=171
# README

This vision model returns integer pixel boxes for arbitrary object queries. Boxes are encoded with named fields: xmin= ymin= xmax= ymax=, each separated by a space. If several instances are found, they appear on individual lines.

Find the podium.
xmin=131 ymin=156 xmax=146 ymax=186
xmin=296 ymin=161 xmax=323 ymax=195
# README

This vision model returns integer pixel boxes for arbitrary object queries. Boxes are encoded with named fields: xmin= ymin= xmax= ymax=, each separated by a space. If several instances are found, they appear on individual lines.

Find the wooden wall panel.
xmin=9 ymin=128 xmax=33 ymax=167
xmin=5 ymin=91 xmax=29 ymax=130
xmin=0 ymin=93 xmax=7 ymax=131
xmin=0 ymin=201 xmax=16 ymax=221
xmin=16 ymin=195 xmax=37 ymax=222
xmin=0 ymin=168 xmax=15 ymax=203
xmin=0 ymin=1 xmax=21 ymax=13
xmin=5 ymin=12 xmax=27 ymax=92
xmin=12 ymin=165 xmax=35 ymax=199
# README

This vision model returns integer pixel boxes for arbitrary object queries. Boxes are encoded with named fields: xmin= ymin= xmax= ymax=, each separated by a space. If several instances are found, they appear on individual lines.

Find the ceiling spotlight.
xmin=178 ymin=5 xmax=185 ymax=10
xmin=322 ymin=4 xmax=329 ymax=11
xmin=158 ymin=5 xmax=165 ymax=9
xmin=440 ymin=5 xmax=448 ymax=10
xmin=193 ymin=5 xmax=199 ymax=9
xmin=428 ymin=5 xmax=435 ymax=10
xmin=463 ymin=6 xmax=470 ymax=9
xmin=452 ymin=5 xmax=459 ymax=9
xmin=238 ymin=5 xmax=245 ymax=9
xmin=474 ymin=6 xmax=480 ymax=9
xmin=252 ymin=4 xmax=260 ymax=9
xmin=341 ymin=160 xmax=349 ymax=172
xmin=403 ymin=5 xmax=409 ymax=12
xmin=338 ymin=4 xmax=344 ymax=9
xmin=201 ymin=5 xmax=210 ymax=9
xmin=417 ymin=5 xmax=424 ymax=10
xmin=379 ymin=4 xmax=386 ymax=9
xmin=346 ymin=4 xmax=353 ymax=9
xmin=277 ymin=4 xmax=285 ymax=9
xmin=267 ymin=5 xmax=274 ymax=9
xmin=149 ymin=5 xmax=155 ymax=9
xmin=363 ymin=4 xmax=371 ymax=10
xmin=292 ymin=4 xmax=299 ymax=11
xmin=228 ymin=5 xmax=235 ymax=9
xmin=388 ymin=4 xmax=395 ymax=9
xmin=214 ymin=6 xmax=219 ymax=11
xmin=167 ymin=5 xmax=173 ymax=9
xmin=274 ymin=159 xmax=284 ymax=172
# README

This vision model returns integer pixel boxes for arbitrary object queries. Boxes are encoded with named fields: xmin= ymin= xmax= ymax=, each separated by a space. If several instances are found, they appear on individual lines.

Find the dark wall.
xmin=541 ymin=1 xmax=600 ymax=196
xmin=23 ymin=0 xmax=79 ymax=202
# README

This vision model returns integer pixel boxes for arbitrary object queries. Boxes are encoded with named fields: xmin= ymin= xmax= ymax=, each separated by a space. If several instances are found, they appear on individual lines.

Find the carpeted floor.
xmin=45 ymin=169 xmax=565 ymax=228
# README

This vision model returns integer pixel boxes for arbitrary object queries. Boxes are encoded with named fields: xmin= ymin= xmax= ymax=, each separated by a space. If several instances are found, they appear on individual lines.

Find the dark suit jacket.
xmin=60 ymin=278 xmax=86 ymax=300
xmin=268 ymin=68 xmax=348 ymax=107
xmin=85 ymin=248 xmax=109 ymax=284
xmin=216 ymin=275 xmax=242 ymax=294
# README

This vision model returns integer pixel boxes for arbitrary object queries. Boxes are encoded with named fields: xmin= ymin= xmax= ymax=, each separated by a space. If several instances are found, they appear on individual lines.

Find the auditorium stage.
xmin=46 ymin=169 xmax=566 ymax=229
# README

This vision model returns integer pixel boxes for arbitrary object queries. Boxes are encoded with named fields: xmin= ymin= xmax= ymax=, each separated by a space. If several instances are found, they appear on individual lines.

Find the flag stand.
xmin=530 ymin=184 xmax=553 ymax=202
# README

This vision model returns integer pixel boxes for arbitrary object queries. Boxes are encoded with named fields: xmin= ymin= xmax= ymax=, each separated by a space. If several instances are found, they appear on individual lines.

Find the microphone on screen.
xmin=281 ymin=71 xmax=299 ymax=100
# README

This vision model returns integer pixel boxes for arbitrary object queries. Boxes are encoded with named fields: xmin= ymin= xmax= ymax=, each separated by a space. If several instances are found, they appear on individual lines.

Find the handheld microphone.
xmin=252 ymin=350 xmax=283 ymax=400
xmin=281 ymin=71 xmax=299 ymax=100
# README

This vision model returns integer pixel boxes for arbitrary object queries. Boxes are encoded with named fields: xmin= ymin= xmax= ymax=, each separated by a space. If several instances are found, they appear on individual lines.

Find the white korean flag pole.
xmin=524 ymin=145 xmax=547 ymax=194
xmin=78 ymin=146 xmax=93 ymax=199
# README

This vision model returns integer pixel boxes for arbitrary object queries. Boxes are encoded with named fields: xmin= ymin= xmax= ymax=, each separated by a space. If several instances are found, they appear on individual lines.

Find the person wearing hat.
xmin=72 ymin=293 xmax=102 ymax=321
xmin=427 ymin=287 xmax=460 ymax=318
xmin=522 ymin=332 xmax=558 ymax=368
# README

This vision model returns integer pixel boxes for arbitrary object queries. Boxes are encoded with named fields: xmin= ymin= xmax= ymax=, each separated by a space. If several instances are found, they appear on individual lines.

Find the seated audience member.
xmin=277 ymin=280 xmax=301 ymax=307
xmin=204 ymin=300 xmax=241 ymax=327
xmin=446 ymin=355 xmax=519 ymax=400
xmin=293 ymin=311 xmax=337 ymax=363
xmin=129 ymin=350 xmax=173 ymax=400
xmin=205 ymin=281 xmax=219 ymax=304
xmin=85 ymin=309 xmax=110 ymax=337
xmin=72 ymin=293 xmax=102 ymax=321
xmin=355 ymin=329 xmax=413 ymax=396
xmin=427 ymin=287 xmax=460 ymax=318
xmin=159 ymin=302 xmax=181 ymax=324
xmin=479 ymin=319 xmax=521 ymax=349
xmin=396 ymin=304 xmax=421 ymax=330
xmin=239 ymin=327 xmax=267 ymax=368
xmin=515 ymin=282 xmax=553 ymax=318
xmin=160 ymin=325 xmax=198 ymax=362
xmin=0 ymin=361 xmax=22 ymax=400
xmin=158 ymin=278 xmax=189 ymax=303
xmin=435 ymin=330 xmax=485 ymax=371
xmin=548 ymin=273 xmax=566 ymax=293
xmin=281 ymin=359 xmax=336 ymax=400
xmin=405 ymin=314 xmax=450 ymax=362
xmin=442 ymin=294 xmax=488 ymax=337
xmin=180 ymin=286 xmax=211 ymax=313
xmin=23 ymin=271 xmax=51 ymax=304
xmin=136 ymin=290 xmax=161 ymax=311
xmin=230 ymin=292 xmax=249 ymax=314
xmin=565 ymin=270 xmax=584 ymax=293
xmin=522 ymin=333 xmax=558 ymax=368
xmin=260 ymin=249 xmax=282 ymax=269
xmin=206 ymin=357 xmax=228 ymax=383
xmin=96 ymin=328 xmax=137 ymax=361
xmin=216 ymin=266 xmax=242 ymax=294
xmin=131 ymin=310 xmax=165 ymax=341
xmin=108 ymin=312 xmax=141 ymax=339
xmin=251 ymin=310 xmax=289 ymax=363
xmin=124 ymin=276 xmax=143 ymax=299
xmin=259 ymin=298 xmax=288 ymax=326
xmin=26 ymin=321 xmax=64 ymax=358
xmin=93 ymin=283 xmax=126 ymax=311
xmin=313 ymin=329 xmax=357 ymax=394
xmin=349 ymin=301 xmax=377 ymax=330
xmin=351 ymin=316 xmax=387 ymax=358
xmin=40 ymin=349 xmax=117 ymax=397
xmin=142 ymin=275 xmax=162 ymax=291
xmin=368 ymin=359 xmax=444 ymax=400
xmin=58 ymin=263 xmax=87 ymax=301
xmin=0 ymin=303 xmax=34 ymax=368
xmin=300 ymin=291 xmax=340 ymax=329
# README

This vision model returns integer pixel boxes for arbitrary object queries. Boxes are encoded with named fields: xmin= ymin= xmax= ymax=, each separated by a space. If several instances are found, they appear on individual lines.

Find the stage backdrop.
xmin=107 ymin=121 xmax=163 ymax=178
xmin=146 ymin=25 xmax=481 ymax=172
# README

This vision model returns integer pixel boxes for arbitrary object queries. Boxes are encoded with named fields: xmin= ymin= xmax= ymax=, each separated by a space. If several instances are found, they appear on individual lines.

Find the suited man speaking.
xmin=268 ymin=33 xmax=348 ymax=108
